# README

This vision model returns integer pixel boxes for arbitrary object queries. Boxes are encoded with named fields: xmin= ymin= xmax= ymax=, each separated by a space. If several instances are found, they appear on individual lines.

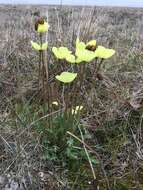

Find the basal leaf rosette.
xmin=55 ymin=72 xmax=77 ymax=83
xmin=94 ymin=46 xmax=115 ymax=59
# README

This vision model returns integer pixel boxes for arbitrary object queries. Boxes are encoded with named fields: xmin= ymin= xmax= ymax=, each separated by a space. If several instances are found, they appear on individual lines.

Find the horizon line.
xmin=0 ymin=3 xmax=143 ymax=8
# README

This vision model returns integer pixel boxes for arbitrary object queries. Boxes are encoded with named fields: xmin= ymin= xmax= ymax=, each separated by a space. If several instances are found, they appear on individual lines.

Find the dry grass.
xmin=0 ymin=5 xmax=143 ymax=189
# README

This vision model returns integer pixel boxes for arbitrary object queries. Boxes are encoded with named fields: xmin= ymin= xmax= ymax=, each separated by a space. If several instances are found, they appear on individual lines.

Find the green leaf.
xmin=31 ymin=41 xmax=41 ymax=51
xmin=55 ymin=72 xmax=77 ymax=83
xmin=41 ymin=42 xmax=48 ymax=50
xmin=94 ymin=46 xmax=115 ymax=59
xmin=90 ymin=157 xmax=100 ymax=165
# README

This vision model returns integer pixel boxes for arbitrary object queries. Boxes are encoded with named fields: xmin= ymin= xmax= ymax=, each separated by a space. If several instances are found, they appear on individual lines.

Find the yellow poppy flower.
xmin=86 ymin=40 xmax=96 ymax=47
xmin=31 ymin=41 xmax=48 ymax=51
xmin=55 ymin=72 xmax=77 ymax=83
xmin=72 ymin=106 xmax=83 ymax=115
xmin=37 ymin=21 xmax=49 ymax=33
xmin=75 ymin=38 xmax=97 ymax=62
xmin=94 ymin=46 xmax=115 ymax=59
xmin=52 ymin=101 xmax=59 ymax=106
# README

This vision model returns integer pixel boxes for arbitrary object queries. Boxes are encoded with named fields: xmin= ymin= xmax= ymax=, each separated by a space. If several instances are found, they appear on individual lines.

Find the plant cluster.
xmin=31 ymin=17 xmax=115 ymax=109
xmin=30 ymin=16 xmax=116 ymax=185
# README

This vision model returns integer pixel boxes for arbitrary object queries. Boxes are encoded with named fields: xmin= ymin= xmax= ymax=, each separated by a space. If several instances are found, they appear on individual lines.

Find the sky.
xmin=0 ymin=0 xmax=143 ymax=7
